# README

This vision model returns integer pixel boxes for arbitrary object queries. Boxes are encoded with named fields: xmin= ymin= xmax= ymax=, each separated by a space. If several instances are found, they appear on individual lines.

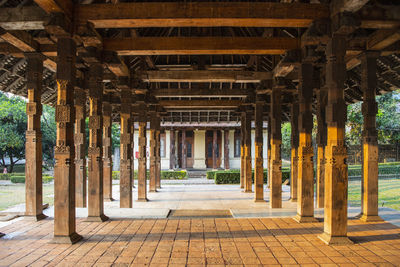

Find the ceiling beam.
xmin=139 ymin=70 xmax=272 ymax=83
xmin=104 ymin=37 xmax=299 ymax=56
xmin=34 ymin=0 xmax=73 ymax=18
xmin=151 ymin=88 xmax=250 ymax=98
xmin=76 ymin=2 xmax=329 ymax=28
xmin=0 ymin=6 xmax=47 ymax=30
xmin=159 ymin=99 xmax=242 ymax=108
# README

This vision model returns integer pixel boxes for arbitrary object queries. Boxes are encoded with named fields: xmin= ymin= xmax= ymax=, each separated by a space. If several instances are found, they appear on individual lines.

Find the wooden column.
xmin=103 ymin=98 xmax=113 ymax=202
xmin=360 ymin=51 xmax=382 ymax=222
xmin=181 ymin=130 xmax=187 ymax=169
xmin=290 ymin=102 xmax=299 ymax=202
xmin=240 ymin=113 xmax=245 ymax=189
xmin=74 ymin=88 xmax=87 ymax=208
xmin=212 ymin=130 xmax=218 ymax=169
xmin=254 ymin=100 xmax=264 ymax=202
xmin=86 ymin=63 xmax=108 ymax=222
xmin=25 ymin=53 xmax=46 ymax=220
xmin=316 ymin=84 xmax=328 ymax=209
xmin=53 ymin=37 xmax=82 ymax=244
xmin=270 ymin=80 xmax=282 ymax=208
xmin=224 ymin=130 xmax=230 ymax=169
xmin=244 ymin=110 xmax=252 ymax=193
xmin=294 ymin=63 xmax=316 ymax=223
xmin=120 ymin=88 xmax=132 ymax=208
xmin=318 ymin=34 xmax=352 ymax=245
xmin=138 ymin=105 xmax=148 ymax=201
xmin=170 ymin=130 xmax=176 ymax=169
xmin=131 ymin=119 xmax=135 ymax=189
xmin=267 ymin=117 xmax=271 ymax=188
xmin=149 ymin=112 xmax=157 ymax=192
xmin=156 ymin=115 xmax=161 ymax=189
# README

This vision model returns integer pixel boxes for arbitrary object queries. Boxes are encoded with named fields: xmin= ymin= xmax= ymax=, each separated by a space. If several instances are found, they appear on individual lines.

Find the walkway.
xmin=1 ymin=217 xmax=400 ymax=266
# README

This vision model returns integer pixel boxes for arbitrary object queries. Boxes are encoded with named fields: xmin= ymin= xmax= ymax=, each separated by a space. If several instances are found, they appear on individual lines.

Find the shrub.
xmin=348 ymin=164 xmax=400 ymax=177
xmin=112 ymin=171 xmax=120 ymax=180
xmin=160 ymin=170 xmax=187 ymax=180
xmin=0 ymin=173 xmax=11 ymax=180
xmin=42 ymin=175 xmax=54 ymax=183
xmin=213 ymin=168 xmax=290 ymax=185
xmin=11 ymin=175 xmax=25 ymax=183
xmin=206 ymin=171 xmax=216 ymax=179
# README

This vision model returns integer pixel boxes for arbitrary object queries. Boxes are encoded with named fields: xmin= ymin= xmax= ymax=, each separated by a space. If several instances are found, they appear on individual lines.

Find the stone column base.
xmin=85 ymin=214 xmax=109 ymax=222
xmin=293 ymin=214 xmax=318 ymax=223
xmin=51 ymin=232 xmax=82 ymax=244
xmin=318 ymin=232 xmax=353 ymax=245
xmin=24 ymin=213 xmax=48 ymax=221
xmin=359 ymin=214 xmax=383 ymax=222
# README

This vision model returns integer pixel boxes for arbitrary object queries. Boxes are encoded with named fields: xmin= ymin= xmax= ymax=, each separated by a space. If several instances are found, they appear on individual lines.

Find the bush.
xmin=160 ymin=170 xmax=187 ymax=180
xmin=348 ymin=164 xmax=400 ymax=177
xmin=112 ymin=171 xmax=120 ymax=180
xmin=42 ymin=175 xmax=54 ymax=183
xmin=11 ymin=175 xmax=25 ymax=183
xmin=0 ymin=173 xmax=11 ymax=180
xmin=207 ymin=171 xmax=216 ymax=179
xmin=213 ymin=168 xmax=290 ymax=185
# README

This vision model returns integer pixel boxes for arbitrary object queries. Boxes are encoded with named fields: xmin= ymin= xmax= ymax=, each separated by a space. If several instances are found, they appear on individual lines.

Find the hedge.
xmin=348 ymin=164 xmax=400 ymax=177
xmin=10 ymin=174 xmax=54 ymax=184
xmin=212 ymin=168 xmax=290 ymax=185
xmin=112 ymin=170 xmax=187 ymax=180
xmin=0 ymin=173 xmax=11 ymax=180
xmin=207 ymin=171 xmax=216 ymax=180
xmin=10 ymin=175 xmax=25 ymax=183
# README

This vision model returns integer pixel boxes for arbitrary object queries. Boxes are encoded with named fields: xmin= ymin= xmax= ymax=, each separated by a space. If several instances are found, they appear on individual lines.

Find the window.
xmin=186 ymin=142 xmax=192 ymax=157
xmin=207 ymin=142 xmax=213 ymax=158
xmin=234 ymin=130 xmax=241 ymax=158
xmin=160 ymin=133 xmax=166 ymax=158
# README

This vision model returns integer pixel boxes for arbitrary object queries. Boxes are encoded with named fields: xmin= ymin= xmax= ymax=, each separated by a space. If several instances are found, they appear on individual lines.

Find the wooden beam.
xmin=151 ymin=88 xmax=249 ymax=98
xmin=0 ymin=28 xmax=39 ymax=52
xmin=139 ymin=70 xmax=272 ymax=83
xmin=159 ymin=99 xmax=242 ymax=109
xmin=34 ymin=0 xmax=73 ymax=18
xmin=76 ymin=2 xmax=329 ymax=28
xmin=0 ymin=6 xmax=47 ymax=30
xmin=104 ymin=37 xmax=299 ymax=56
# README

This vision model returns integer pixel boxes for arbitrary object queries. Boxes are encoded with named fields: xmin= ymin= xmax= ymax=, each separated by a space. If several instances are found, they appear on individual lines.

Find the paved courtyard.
xmin=1 ymin=217 xmax=400 ymax=266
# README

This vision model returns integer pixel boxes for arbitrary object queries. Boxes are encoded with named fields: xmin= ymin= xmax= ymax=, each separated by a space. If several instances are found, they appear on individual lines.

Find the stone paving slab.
xmin=1 ymin=217 xmax=400 ymax=266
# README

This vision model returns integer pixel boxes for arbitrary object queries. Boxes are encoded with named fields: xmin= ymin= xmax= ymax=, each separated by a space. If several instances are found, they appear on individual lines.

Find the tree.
xmin=0 ymin=93 xmax=27 ymax=172
xmin=41 ymin=105 xmax=56 ymax=166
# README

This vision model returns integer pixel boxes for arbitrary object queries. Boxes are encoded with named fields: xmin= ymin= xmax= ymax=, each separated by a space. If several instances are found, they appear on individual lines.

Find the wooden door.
xmin=186 ymin=131 xmax=194 ymax=168
xmin=205 ymin=130 xmax=222 ymax=168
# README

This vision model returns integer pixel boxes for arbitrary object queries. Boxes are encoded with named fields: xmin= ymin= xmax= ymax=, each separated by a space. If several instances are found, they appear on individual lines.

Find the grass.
xmin=0 ymin=184 xmax=54 ymax=211
xmin=348 ymin=178 xmax=400 ymax=211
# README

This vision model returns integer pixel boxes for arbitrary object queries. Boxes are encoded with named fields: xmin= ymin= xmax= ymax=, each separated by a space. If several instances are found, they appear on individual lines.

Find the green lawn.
xmin=348 ymin=178 xmax=400 ymax=211
xmin=0 ymin=184 xmax=54 ymax=211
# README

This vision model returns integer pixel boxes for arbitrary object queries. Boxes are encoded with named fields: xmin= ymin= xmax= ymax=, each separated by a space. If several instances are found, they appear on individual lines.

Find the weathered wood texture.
xmin=267 ymin=117 xmax=272 ymax=189
xmin=76 ymin=2 xmax=329 ymax=28
xmin=103 ymin=100 xmax=113 ymax=202
xmin=316 ymin=84 xmax=327 ymax=209
xmin=149 ymin=112 xmax=157 ymax=192
xmin=254 ymin=101 xmax=264 ymax=202
xmin=290 ymin=102 xmax=299 ymax=202
xmin=360 ymin=51 xmax=382 ymax=222
xmin=170 ymin=130 xmax=176 ymax=169
xmin=155 ymin=115 xmax=161 ymax=189
xmin=53 ymin=37 xmax=81 ymax=244
xmin=244 ymin=111 xmax=252 ymax=193
xmin=318 ymin=34 xmax=352 ymax=245
xmin=86 ymin=63 xmax=108 ymax=222
xmin=240 ymin=114 xmax=245 ymax=189
xmin=104 ymin=37 xmax=300 ymax=55
xmin=74 ymin=88 xmax=87 ymax=208
xmin=294 ymin=63 xmax=316 ymax=223
xmin=25 ymin=53 xmax=46 ymax=221
xmin=224 ymin=130 xmax=230 ymax=170
xmin=137 ymin=107 xmax=148 ymax=202
xmin=270 ymin=82 xmax=282 ymax=208
xmin=119 ymin=89 xmax=132 ymax=208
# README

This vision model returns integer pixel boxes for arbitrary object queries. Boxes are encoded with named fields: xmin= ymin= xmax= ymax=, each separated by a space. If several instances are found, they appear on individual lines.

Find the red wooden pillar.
xmin=53 ymin=37 xmax=82 ymax=244
xmin=86 ymin=63 xmax=108 ymax=222
xmin=25 ymin=53 xmax=46 ymax=221
xmin=74 ymin=88 xmax=87 ymax=208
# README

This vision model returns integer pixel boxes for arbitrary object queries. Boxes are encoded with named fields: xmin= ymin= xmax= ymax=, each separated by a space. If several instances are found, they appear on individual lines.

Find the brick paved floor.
xmin=1 ymin=217 xmax=400 ymax=266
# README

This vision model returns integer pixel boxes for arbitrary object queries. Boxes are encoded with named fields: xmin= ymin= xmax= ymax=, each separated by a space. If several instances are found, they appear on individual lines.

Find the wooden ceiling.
xmin=0 ymin=0 xmax=400 ymax=125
